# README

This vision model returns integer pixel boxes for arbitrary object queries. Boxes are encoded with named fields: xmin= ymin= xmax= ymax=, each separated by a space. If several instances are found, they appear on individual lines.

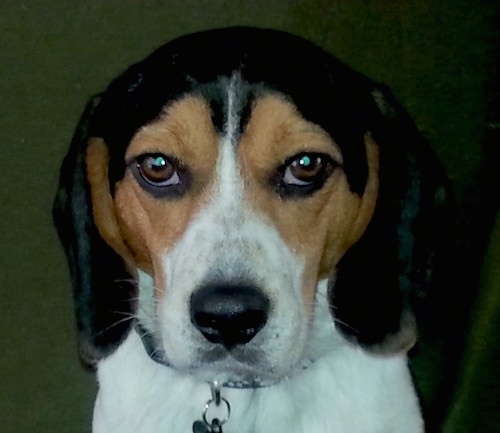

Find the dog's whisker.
xmin=135 ymin=326 xmax=150 ymax=338
xmin=331 ymin=318 xmax=360 ymax=334
xmin=109 ymin=310 xmax=138 ymax=319
xmin=148 ymin=345 xmax=163 ymax=359
xmin=112 ymin=278 xmax=139 ymax=285
xmin=94 ymin=315 xmax=137 ymax=338
xmin=135 ymin=327 xmax=164 ymax=359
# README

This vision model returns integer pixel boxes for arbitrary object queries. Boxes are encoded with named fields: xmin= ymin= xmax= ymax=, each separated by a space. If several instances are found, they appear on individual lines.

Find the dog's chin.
xmin=136 ymin=326 xmax=308 ymax=388
xmin=184 ymin=348 xmax=316 ymax=389
xmin=188 ymin=359 xmax=287 ymax=389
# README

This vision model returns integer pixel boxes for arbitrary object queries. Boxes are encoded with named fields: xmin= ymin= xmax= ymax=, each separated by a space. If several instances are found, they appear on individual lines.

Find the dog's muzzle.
xmin=136 ymin=283 xmax=280 ymax=389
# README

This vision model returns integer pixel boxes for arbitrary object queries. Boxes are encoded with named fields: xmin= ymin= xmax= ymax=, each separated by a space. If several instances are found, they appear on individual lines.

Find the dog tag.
xmin=210 ymin=419 xmax=223 ymax=433
xmin=192 ymin=418 xmax=223 ymax=433
xmin=193 ymin=420 xmax=211 ymax=433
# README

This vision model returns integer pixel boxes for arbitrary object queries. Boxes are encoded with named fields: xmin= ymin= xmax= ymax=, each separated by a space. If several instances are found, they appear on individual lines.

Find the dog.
xmin=53 ymin=27 xmax=446 ymax=433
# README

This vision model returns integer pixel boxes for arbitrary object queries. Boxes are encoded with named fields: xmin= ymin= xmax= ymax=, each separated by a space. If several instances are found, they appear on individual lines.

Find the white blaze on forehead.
xmin=226 ymin=72 xmax=243 ymax=140
xmin=215 ymin=73 xmax=246 ymax=214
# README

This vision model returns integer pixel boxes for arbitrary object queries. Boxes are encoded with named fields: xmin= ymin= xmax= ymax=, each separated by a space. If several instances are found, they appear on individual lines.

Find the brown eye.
xmin=276 ymin=152 xmax=337 ymax=198
xmin=136 ymin=154 xmax=180 ymax=186
xmin=130 ymin=153 xmax=188 ymax=198
xmin=283 ymin=154 xmax=327 ymax=186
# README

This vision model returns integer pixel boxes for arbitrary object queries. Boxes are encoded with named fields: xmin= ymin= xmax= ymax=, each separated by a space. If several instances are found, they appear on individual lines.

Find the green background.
xmin=0 ymin=1 xmax=498 ymax=432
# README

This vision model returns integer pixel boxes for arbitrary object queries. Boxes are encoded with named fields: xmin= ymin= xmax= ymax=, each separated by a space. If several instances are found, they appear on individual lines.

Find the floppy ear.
xmin=53 ymin=95 xmax=137 ymax=370
xmin=330 ymin=85 xmax=449 ymax=355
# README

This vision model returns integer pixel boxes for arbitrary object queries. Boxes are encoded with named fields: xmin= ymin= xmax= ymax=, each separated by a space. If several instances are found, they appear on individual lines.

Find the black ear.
xmin=330 ymin=85 xmax=449 ymax=354
xmin=53 ymin=95 xmax=136 ymax=370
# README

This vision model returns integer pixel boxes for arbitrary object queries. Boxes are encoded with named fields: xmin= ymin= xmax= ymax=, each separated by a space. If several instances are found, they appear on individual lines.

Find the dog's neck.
xmin=92 ymin=329 xmax=423 ymax=433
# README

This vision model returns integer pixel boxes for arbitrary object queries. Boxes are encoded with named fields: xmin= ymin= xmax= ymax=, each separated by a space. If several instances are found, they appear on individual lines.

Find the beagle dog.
xmin=54 ymin=27 xmax=445 ymax=433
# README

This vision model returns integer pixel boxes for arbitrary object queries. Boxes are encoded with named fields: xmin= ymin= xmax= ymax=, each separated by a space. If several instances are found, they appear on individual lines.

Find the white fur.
xmin=93 ymin=77 xmax=424 ymax=432
xmin=94 ymin=320 xmax=423 ymax=433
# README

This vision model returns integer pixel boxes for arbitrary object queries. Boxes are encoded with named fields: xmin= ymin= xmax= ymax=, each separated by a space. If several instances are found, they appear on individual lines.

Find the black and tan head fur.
xmin=53 ymin=27 xmax=446 ymax=383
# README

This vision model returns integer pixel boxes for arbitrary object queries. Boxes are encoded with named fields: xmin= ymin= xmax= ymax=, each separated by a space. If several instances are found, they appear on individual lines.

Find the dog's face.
xmin=54 ymin=27 xmax=444 ymax=384
xmin=88 ymin=90 xmax=378 ymax=385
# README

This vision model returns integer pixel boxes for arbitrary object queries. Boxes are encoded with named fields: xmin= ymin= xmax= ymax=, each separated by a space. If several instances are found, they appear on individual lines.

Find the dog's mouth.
xmin=189 ymin=354 xmax=313 ymax=389
xmin=196 ymin=352 xmax=315 ymax=389
xmin=136 ymin=323 xmax=309 ymax=389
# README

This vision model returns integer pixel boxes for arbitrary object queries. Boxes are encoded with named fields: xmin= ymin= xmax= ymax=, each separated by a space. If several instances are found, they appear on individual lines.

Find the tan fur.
xmin=238 ymin=96 xmax=379 ymax=306
xmin=110 ymin=96 xmax=219 ymax=283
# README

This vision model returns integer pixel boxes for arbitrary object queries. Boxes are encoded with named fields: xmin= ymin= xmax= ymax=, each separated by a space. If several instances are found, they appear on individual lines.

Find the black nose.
xmin=190 ymin=284 xmax=270 ymax=349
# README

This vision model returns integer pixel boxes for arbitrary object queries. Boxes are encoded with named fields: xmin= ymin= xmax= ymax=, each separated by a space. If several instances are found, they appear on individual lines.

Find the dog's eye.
xmin=283 ymin=154 xmax=326 ymax=186
xmin=277 ymin=153 xmax=336 ymax=197
xmin=136 ymin=154 xmax=180 ymax=186
xmin=130 ymin=153 xmax=187 ymax=198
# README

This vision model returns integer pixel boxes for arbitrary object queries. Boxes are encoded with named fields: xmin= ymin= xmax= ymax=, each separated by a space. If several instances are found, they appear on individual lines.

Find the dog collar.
xmin=135 ymin=323 xmax=170 ymax=366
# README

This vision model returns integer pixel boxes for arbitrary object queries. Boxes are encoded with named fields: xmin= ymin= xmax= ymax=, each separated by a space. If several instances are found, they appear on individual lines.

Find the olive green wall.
xmin=0 ymin=1 xmax=498 ymax=432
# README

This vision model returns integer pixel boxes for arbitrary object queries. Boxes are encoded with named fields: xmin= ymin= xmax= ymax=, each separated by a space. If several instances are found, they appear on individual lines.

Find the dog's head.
xmin=54 ymin=27 xmax=446 ymax=386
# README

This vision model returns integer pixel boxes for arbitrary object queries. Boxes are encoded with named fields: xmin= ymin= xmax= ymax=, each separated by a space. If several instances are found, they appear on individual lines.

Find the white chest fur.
xmin=92 ymin=331 xmax=423 ymax=433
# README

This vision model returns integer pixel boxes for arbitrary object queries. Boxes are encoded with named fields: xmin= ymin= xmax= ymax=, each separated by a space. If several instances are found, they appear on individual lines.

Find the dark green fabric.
xmin=1 ymin=1 xmax=498 ymax=432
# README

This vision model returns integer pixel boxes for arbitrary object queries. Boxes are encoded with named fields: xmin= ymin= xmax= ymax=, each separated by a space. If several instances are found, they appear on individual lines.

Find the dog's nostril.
xmin=190 ymin=284 xmax=270 ymax=349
